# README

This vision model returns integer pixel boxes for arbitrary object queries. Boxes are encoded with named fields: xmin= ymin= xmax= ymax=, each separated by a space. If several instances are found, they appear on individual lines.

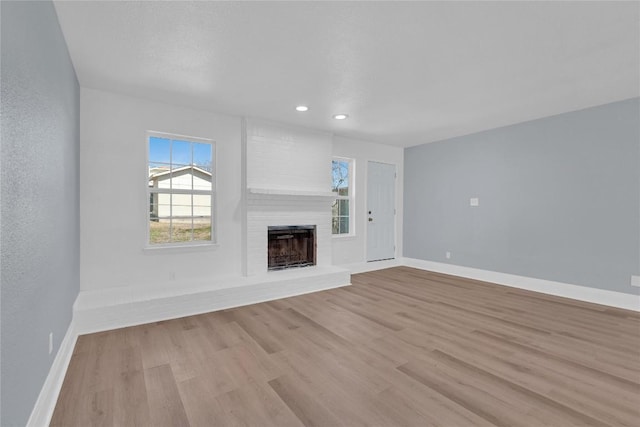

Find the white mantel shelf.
xmin=247 ymin=187 xmax=336 ymax=199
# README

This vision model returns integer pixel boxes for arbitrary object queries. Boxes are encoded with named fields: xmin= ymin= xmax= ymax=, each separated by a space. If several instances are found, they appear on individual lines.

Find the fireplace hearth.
xmin=268 ymin=225 xmax=316 ymax=271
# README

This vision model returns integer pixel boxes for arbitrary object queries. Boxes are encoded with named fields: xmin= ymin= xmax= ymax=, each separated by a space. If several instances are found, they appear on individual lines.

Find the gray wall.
xmin=404 ymin=98 xmax=640 ymax=296
xmin=1 ymin=1 xmax=80 ymax=425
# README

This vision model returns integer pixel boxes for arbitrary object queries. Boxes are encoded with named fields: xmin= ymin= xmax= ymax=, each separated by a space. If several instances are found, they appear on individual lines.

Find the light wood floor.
xmin=52 ymin=267 xmax=640 ymax=426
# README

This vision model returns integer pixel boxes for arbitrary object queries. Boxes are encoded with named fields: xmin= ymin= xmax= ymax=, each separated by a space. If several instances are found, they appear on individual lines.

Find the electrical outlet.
xmin=470 ymin=198 xmax=479 ymax=206
xmin=632 ymin=276 xmax=640 ymax=288
xmin=446 ymin=251 xmax=451 ymax=259
xmin=49 ymin=332 xmax=53 ymax=355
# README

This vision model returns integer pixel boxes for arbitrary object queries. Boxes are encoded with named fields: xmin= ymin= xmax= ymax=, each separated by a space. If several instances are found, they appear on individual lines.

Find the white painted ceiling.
xmin=53 ymin=1 xmax=639 ymax=147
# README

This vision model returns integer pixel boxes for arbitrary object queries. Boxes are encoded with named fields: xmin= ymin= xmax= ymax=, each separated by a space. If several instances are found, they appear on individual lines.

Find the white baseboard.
xmin=26 ymin=320 xmax=77 ymax=427
xmin=74 ymin=266 xmax=351 ymax=335
xmin=340 ymin=258 xmax=404 ymax=274
xmin=401 ymin=257 xmax=640 ymax=312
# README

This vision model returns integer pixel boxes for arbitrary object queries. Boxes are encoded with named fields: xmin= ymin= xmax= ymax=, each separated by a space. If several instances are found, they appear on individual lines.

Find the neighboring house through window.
xmin=147 ymin=132 xmax=215 ymax=246
xmin=332 ymin=158 xmax=353 ymax=235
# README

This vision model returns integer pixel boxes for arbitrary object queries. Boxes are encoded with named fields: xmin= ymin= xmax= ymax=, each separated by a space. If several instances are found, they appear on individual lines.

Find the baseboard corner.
xmin=26 ymin=319 xmax=78 ymax=427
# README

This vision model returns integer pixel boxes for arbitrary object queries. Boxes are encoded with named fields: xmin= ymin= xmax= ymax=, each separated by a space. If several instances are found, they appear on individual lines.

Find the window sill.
xmin=143 ymin=242 xmax=219 ymax=254
xmin=332 ymin=234 xmax=357 ymax=240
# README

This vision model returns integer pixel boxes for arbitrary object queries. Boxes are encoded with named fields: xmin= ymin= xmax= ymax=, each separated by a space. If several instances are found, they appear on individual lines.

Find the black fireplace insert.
xmin=267 ymin=225 xmax=316 ymax=270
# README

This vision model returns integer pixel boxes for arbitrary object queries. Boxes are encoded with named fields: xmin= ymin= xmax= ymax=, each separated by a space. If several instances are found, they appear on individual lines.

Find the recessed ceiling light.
xmin=333 ymin=114 xmax=349 ymax=120
xmin=295 ymin=105 xmax=309 ymax=112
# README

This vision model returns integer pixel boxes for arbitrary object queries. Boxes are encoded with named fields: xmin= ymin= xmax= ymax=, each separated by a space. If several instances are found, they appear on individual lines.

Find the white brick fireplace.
xmin=246 ymin=191 xmax=333 ymax=275
xmin=244 ymin=119 xmax=336 ymax=276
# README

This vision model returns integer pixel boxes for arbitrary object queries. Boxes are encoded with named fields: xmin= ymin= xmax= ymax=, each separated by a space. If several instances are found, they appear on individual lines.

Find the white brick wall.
xmin=246 ymin=119 xmax=332 ymax=192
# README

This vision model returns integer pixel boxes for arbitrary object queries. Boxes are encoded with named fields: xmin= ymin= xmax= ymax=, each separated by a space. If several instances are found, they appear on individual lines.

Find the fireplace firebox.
xmin=267 ymin=225 xmax=316 ymax=271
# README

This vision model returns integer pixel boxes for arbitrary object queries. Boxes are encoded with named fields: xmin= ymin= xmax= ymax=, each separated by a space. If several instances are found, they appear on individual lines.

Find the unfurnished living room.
xmin=1 ymin=1 xmax=639 ymax=426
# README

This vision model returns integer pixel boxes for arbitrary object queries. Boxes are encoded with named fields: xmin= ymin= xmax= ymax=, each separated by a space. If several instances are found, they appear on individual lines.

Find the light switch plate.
xmin=470 ymin=197 xmax=479 ymax=206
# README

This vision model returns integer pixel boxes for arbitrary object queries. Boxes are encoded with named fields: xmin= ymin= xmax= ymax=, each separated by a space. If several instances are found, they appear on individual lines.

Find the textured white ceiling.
xmin=53 ymin=1 xmax=639 ymax=147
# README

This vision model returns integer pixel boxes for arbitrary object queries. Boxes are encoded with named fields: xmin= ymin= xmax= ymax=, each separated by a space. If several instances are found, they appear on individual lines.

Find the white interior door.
xmin=367 ymin=161 xmax=396 ymax=261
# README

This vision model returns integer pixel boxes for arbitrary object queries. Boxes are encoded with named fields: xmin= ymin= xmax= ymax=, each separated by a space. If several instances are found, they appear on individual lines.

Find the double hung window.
xmin=332 ymin=158 xmax=353 ymax=235
xmin=147 ymin=132 xmax=215 ymax=246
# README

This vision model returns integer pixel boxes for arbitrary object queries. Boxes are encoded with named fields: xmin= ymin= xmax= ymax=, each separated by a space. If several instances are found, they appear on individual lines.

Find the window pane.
xmin=171 ymin=219 xmax=193 ymax=243
xmin=193 ymin=216 xmax=212 ymax=241
xmin=149 ymin=162 xmax=171 ymax=188
xmin=332 ymin=198 xmax=350 ymax=235
xmin=193 ymin=143 xmax=213 ymax=191
xmin=171 ymin=194 xmax=193 ymax=218
xmin=193 ymin=167 xmax=212 ymax=191
xmin=170 ymin=165 xmax=194 ymax=190
xmin=332 ymin=160 xmax=349 ymax=195
xmin=149 ymin=137 xmax=171 ymax=163
xmin=172 ymin=140 xmax=192 ymax=166
xmin=193 ymin=195 xmax=212 ymax=241
xmin=151 ymin=193 xmax=171 ymax=220
xmin=338 ymin=199 xmax=349 ymax=216
xmin=149 ymin=215 xmax=171 ymax=244
xmin=149 ymin=193 xmax=158 ymax=219
xmin=332 ymin=216 xmax=349 ymax=234
xmin=193 ymin=194 xmax=211 ymax=218
xmin=332 ymin=216 xmax=339 ymax=234
xmin=149 ymin=193 xmax=171 ymax=244
xmin=193 ymin=142 xmax=212 ymax=172
xmin=171 ymin=191 xmax=193 ymax=242
xmin=339 ymin=216 xmax=349 ymax=234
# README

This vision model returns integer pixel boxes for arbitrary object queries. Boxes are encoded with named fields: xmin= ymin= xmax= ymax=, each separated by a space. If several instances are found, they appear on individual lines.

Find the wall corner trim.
xmin=26 ymin=319 xmax=78 ymax=427
xmin=401 ymin=257 xmax=640 ymax=312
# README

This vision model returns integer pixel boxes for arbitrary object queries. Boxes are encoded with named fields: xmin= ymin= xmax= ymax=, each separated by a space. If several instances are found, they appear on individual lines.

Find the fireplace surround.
xmin=267 ymin=225 xmax=316 ymax=270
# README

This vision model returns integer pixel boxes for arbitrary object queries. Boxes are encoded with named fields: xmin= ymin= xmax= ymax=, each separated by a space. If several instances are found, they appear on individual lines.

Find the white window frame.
xmin=332 ymin=157 xmax=355 ymax=237
xmin=145 ymin=131 xmax=216 ymax=249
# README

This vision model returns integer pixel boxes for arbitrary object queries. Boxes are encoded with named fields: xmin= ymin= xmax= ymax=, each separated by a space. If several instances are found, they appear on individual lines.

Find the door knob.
xmin=368 ymin=218 xmax=373 ymax=222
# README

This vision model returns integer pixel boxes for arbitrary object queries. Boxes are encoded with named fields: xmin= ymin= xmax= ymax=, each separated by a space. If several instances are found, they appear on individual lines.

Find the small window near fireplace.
xmin=267 ymin=225 xmax=316 ymax=271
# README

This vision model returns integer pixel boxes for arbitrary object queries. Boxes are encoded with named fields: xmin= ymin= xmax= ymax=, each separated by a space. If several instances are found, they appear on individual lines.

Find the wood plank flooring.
xmin=51 ymin=267 xmax=640 ymax=426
